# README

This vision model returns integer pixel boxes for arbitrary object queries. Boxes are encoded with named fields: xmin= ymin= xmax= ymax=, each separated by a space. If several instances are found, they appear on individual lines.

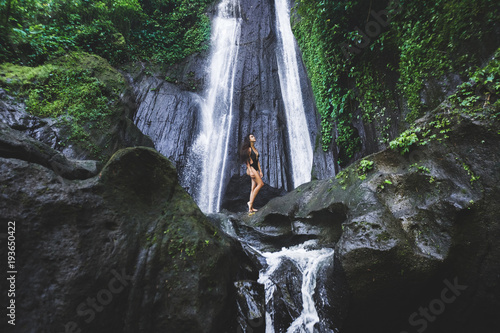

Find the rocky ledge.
xmin=229 ymin=109 xmax=500 ymax=333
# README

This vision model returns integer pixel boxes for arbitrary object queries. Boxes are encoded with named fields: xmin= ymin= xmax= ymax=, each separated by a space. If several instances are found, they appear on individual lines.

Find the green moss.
xmin=0 ymin=52 xmax=127 ymax=159
xmin=396 ymin=241 xmax=413 ymax=259
xmin=51 ymin=52 xmax=126 ymax=92
xmin=376 ymin=231 xmax=392 ymax=242
xmin=0 ymin=63 xmax=57 ymax=90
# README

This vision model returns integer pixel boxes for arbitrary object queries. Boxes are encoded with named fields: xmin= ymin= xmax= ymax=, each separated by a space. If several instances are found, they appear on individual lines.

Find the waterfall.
xmin=178 ymin=0 xmax=315 ymax=212
xmin=256 ymin=240 xmax=335 ymax=333
xmin=275 ymin=0 xmax=313 ymax=188
xmin=183 ymin=0 xmax=242 ymax=213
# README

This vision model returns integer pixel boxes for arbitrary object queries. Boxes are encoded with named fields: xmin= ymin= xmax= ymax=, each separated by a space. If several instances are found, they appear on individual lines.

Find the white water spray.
xmin=256 ymin=240 xmax=335 ymax=333
xmin=275 ymin=0 xmax=313 ymax=188
xmin=186 ymin=0 xmax=242 ymax=213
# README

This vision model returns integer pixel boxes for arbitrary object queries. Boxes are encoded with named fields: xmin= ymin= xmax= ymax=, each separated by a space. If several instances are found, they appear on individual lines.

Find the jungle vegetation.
xmin=292 ymin=0 xmax=499 ymax=165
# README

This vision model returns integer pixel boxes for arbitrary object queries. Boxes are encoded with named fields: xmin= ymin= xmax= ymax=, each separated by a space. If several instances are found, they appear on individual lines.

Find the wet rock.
xmin=235 ymin=280 xmax=266 ymax=333
xmin=130 ymin=75 xmax=201 ymax=174
xmin=314 ymin=255 xmax=350 ymax=333
xmin=221 ymin=174 xmax=287 ymax=212
xmin=266 ymin=258 xmax=303 ymax=331
xmin=244 ymin=182 xmax=348 ymax=247
xmin=0 ymin=147 xmax=242 ymax=333
xmin=239 ymin=111 xmax=500 ymax=333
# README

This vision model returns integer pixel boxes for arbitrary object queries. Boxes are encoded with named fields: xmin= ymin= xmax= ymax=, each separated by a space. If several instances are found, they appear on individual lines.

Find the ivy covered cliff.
xmin=292 ymin=0 xmax=500 ymax=168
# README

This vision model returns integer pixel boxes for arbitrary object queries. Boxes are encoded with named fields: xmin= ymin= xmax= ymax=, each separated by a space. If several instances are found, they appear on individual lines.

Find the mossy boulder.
xmin=0 ymin=146 xmax=242 ymax=333
xmin=0 ymin=52 xmax=153 ymax=161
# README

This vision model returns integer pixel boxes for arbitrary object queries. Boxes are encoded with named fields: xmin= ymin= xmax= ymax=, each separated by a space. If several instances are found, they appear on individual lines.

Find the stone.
xmin=220 ymin=173 xmax=287 ymax=212
xmin=0 ymin=147 xmax=246 ymax=333
xmin=0 ymin=52 xmax=154 ymax=161
xmin=235 ymin=280 xmax=266 ymax=333
xmin=235 ymin=110 xmax=500 ymax=332
xmin=0 ymin=122 xmax=99 ymax=179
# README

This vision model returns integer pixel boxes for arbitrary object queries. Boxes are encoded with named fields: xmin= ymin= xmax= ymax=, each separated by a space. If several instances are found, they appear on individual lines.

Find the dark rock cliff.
xmin=0 ymin=2 xmax=498 ymax=332
xmin=130 ymin=0 xmax=336 ymax=208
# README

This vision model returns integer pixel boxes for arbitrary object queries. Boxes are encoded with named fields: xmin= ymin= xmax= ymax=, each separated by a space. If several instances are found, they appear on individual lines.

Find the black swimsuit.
xmin=250 ymin=149 xmax=259 ymax=172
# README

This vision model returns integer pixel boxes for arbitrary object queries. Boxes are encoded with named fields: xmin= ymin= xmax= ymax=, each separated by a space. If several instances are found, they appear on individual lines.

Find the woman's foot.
xmin=247 ymin=202 xmax=253 ymax=212
xmin=252 ymin=208 xmax=258 ymax=212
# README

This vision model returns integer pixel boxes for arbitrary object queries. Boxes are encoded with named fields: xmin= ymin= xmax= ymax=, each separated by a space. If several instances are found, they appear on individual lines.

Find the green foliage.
xmin=335 ymin=169 xmax=351 ymax=190
xmin=0 ymin=52 xmax=126 ymax=156
xmin=128 ymin=0 xmax=212 ymax=64
xmin=357 ymin=159 xmax=374 ymax=180
xmin=389 ymin=127 xmax=421 ymax=154
xmin=449 ymin=47 xmax=500 ymax=119
xmin=292 ymin=0 xmax=499 ymax=167
xmin=458 ymin=159 xmax=481 ymax=184
xmin=0 ymin=0 xmax=214 ymax=66
xmin=389 ymin=112 xmax=453 ymax=155
xmin=409 ymin=163 xmax=430 ymax=174
xmin=377 ymin=178 xmax=393 ymax=191
xmin=293 ymin=0 xmax=364 ymax=159
xmin=394 ymin=0 xmax=499 ymax=122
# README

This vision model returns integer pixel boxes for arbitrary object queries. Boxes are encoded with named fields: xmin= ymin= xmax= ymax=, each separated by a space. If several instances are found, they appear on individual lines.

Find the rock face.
xmin=0 ymin=52 xmax=154 ymax=162
xmin=0 ymin=145 xmax=248 ymax=333
xmin=131 ymin=0 xmax=336 ymax=207
xmin=236 ymin=110 xmax=500 ymax=332
xmin=0 ymin=122 xmax=100 ymax=179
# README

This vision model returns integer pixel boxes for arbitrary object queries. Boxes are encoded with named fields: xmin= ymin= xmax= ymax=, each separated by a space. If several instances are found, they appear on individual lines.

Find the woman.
xmin=240 ymin=134 xmax=264 ymax=212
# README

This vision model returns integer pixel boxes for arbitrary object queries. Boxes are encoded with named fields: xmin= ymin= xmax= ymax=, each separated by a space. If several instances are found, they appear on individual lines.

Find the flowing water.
xmin=274 ymin=0 xmax=314 ymax=188
xmin=183 ymin=0 xmax=242 ymax=213
xmin=252 ymin=240 xmax=335 ymax=333
xmin=182 ymin=0 xmax=314 ymax=213
xmin=136 ymin=0 xmax=335 ymax=329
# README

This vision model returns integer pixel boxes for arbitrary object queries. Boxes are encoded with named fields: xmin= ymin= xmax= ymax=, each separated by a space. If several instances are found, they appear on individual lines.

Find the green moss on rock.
xmin=0 ymin=52 xmax=150 ymax=161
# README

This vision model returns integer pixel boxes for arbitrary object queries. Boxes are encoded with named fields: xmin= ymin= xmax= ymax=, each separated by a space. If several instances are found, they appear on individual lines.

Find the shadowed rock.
xmin=236 ymin=111 xmax=500 ymax=333
xmin=0 ymin=147 xmax=248 ymax=333
xmin=0 ymin=122 xmax=99 ymax=179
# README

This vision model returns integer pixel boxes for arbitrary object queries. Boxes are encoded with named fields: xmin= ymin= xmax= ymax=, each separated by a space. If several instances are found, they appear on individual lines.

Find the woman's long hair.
xmin=239 ymin=134 xmax=252 ymax=164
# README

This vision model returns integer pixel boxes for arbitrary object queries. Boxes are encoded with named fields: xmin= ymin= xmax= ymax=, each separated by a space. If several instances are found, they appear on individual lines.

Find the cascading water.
xmin=134 ymin=0 xmax=340 ymax=331
xmin=182 ymin=0 xmax=242 ymax=213
xmin=254 ymin=240 xmax=335 ymax=333
xmin=274 ymin=0 xmax=314 ymax=188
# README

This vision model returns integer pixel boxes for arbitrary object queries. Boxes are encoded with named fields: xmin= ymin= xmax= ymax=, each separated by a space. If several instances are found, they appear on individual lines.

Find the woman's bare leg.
xmin=248 ymin=169 xmax=264 ymax=211
xmin=248 ymin=177 xmax=257 ymax=212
